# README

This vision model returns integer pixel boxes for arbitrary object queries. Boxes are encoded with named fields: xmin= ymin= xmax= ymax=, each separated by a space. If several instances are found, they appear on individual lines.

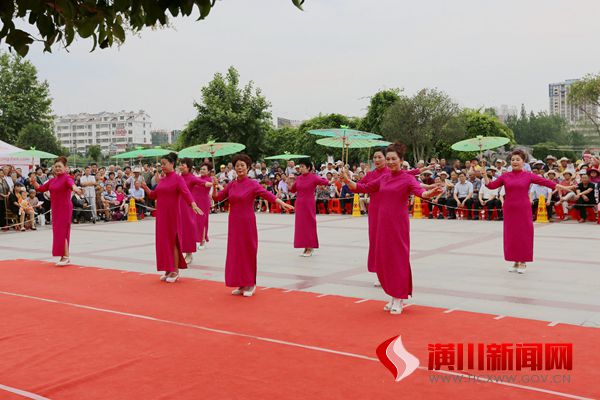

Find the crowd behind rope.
xmin=1 ymin=152 xmax=599 ymax=232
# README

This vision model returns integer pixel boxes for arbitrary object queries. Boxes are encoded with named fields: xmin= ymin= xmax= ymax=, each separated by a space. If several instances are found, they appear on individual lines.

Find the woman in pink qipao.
xmin=31 ymin=156 xmax=83 ymax=266
xmin=212 ymin=153 xmax=294 ymax=297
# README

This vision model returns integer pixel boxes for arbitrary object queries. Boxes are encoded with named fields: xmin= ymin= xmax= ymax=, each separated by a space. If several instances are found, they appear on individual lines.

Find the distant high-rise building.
xmin=54 ymin=110 xmax=151 ymax=155
xmin=150 ymin=129 xmax=181 ymax=146
xmin=277 ymin=117 xmax=304 ymax=129
xmin=493 ymin=105 xmax=518 ymax=123
xmin=549 ymin=79 xmax=599 ymax=124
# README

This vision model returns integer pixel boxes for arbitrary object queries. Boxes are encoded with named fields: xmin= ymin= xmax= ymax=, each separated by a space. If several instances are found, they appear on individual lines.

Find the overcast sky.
xmin=11 ymin=0 xmax=600 ymax=130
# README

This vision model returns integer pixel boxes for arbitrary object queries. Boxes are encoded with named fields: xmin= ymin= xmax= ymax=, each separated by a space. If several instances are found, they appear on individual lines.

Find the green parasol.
xmin=10 ymin=147 xmax=58 ymax=159
xmin=264 ymin=151 xmax=310 ymax=160
xmin=138 ymin=146 xmax=174 ymax=157
xmin=10 ymin=147 xmax=58 ymax=168
xmin=316 ymin=138 xmax=390 ymax=165
xmin=178 ymin=141 xmax=246 ymax=169
xmin=451 ymin=136 xmax=510 ymax=160
xmin=111 ymin=147 xmax=146 ymax=159
xmin=308 ymin=125 xmax=381 ymax=165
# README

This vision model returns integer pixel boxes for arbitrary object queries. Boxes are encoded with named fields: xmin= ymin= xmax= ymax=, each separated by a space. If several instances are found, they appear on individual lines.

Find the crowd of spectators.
xmin=1 ymin=152 xmax=599 ymax=233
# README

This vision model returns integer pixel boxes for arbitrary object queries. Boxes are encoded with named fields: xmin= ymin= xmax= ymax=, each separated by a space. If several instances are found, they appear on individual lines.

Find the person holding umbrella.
xmin=177 ymin=157 xmax=210 ymax=264
xmin=30 ymin=156 xmax=83 ymax=266
xmin=341 ymin=142 xmax=442 ymax=315
xmin=212 ymin=153 xmax=294 ymax=297
xmin=141 ymin=153 xmax=203 ymax=283
xmin=483 ymin=149 xmax=573 ymax=274
xmin=288 ymin=160 xmax=329 ymax=257
xmin=357 ymin=150 xmax=388 ymax=285
xmin=193 ymin=162 xmax=214 ymax=250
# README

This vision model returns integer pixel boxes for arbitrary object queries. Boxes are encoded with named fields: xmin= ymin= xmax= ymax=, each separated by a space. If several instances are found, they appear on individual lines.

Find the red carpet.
xmin=0 ymin=260 xmax=597 ymax=400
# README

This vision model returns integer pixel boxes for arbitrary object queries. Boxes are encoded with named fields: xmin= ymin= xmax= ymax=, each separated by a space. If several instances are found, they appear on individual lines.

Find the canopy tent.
xmin=0 ymin=140 xmax=39 ymax=175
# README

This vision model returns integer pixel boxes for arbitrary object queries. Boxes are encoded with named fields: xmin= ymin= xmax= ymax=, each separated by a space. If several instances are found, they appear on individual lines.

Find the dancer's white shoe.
xmin=231 ymin=287 xmax=244 ymax=295
xmin=389 ymin=298 xmax=403 ymax=315
xmin=55 ymin=257 xmax=70 ymax=266
xmin=243 ymin=286 xmax=257 ymax=297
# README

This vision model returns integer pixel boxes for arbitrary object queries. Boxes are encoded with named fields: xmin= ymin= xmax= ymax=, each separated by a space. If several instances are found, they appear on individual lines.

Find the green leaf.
xmin=77 ymin=19 xmax=97 ymax=38
xmin=90 ymin=32 xmax=97 ymax=52
xmin=36 ymin=15 xmax=54 ymax=37
xmin=5 ymin=28 xmax=34 ymax=57
xmin=65 ymin=23 xmax=75 ymax=46
xmin=113 ymin=23 xmax=125 ymax=42
xmin=292 ymin=0 xmax=305 ymax=10
xmin=197 ymin=0 xmax=212 ymax=19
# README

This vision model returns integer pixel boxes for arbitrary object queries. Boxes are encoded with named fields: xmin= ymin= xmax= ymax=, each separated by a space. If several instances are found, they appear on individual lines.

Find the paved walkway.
xmin=2 ymin=213 xmax=599 ymax=327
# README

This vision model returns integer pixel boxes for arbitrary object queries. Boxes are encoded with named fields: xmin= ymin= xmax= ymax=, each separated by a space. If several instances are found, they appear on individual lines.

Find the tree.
xmin=459 ymin=109 xmax=515 ymax=142
xmin=380 ymin=89 xmax=460 ymax=164
xmin=531 ymin=142 xmax=576 ymax=161
xmin=86 ymin=145 xmax=102 ymax=162
xmin=295 ymin=114 xmax=362 ymax=164
xmin=359 ymin=88 xmax=401 ymax=134
xmin=505 ymin=106 xmax=577 ymax=145
xmin=16 ymin=123 xmax=65 ymax=155
xmin=263 ymin=126 xmax=299 ymax=158
xmin=0 ymin=52 xmax=53 ymax=144
xmin=178 ymin=66 xmax=272 ymax=159
xmin=568 ymin=73 xmax=600 ymax=136
xmin=0 ymin=0 xmax=306 ymax=57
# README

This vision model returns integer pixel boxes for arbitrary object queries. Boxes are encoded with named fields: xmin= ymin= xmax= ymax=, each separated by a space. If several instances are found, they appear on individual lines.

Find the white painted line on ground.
xmin=354 ymin=299 xmax=369 ymax=304
xmin=316 ymin=294 xmax=328 ymax=298
xmin=548 ymin=321 xmax=560 ymax=327
xmin=260 ymin=287 xmax=271 ymax=291
xmin=443 ymin=308 xmax=459 ymax=314
xmin=494 ymin=315 xmax=506 ymax=320
xmin=0 ymin=383 xmax=50 ymax=400
xmin=283 ymin=289 xmax=294 ymax=293
xmin=0 ymin=290 xmax=592 ymax=400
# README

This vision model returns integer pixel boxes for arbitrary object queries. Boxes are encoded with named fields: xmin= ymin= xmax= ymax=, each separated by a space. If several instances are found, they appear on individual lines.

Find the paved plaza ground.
xmin=2 ymin=213 xmax=599 ymax=327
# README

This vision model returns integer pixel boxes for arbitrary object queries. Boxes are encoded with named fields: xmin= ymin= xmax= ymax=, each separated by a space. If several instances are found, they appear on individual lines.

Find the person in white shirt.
xmin=479 ymin=168 xmax=502 ymax=220
xmin=447 ymin=172 xmax=475 ymax=219
xmin=126 ymin=167 xmax=145 ymax=190
xmin=128 ymin=181 xmax=145 ymax=217
xmin=320 ymin=163 xmax=338 ymax=177
xmin=529 ymin=170 xmax=554 ymax=220
xmin=79 ymin=166 xmax=97 ymax=220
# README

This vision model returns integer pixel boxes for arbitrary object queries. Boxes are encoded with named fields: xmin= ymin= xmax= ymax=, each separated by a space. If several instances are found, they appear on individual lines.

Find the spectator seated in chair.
xmin=574 ymin=171 xmax=597 ymax=223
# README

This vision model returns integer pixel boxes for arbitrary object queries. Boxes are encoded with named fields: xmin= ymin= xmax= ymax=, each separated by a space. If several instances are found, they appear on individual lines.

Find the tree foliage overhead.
xmin=0 ymin=0 xmax=306 ymax=57
xmin=0 ymin=52 xmax=54 ymax=143
xmin=568 ymin=73 xmax=600 ymax=136
xmin=178 ymin=66 xmax=272 ymax=159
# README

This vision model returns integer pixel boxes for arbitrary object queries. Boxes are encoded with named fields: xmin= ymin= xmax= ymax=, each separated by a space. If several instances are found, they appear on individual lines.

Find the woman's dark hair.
xmin=298 ymin=160 xmax=313 ymax=171
xmin=232 ymin=153 xmax=252 ymax=169
xmin=109 ymin=171 xmax=115 ymax=177
xmin=385 ymin=142 xmax=407 ymax=159
xmin=200 ymin=161 xmax=213 ymax=171
xmin=510 ymin=149 xmax=528 ymax=162
xmin=116 ymin=184 xmax=123 ymax=190
xmin=161 ymin=152 xmax=178 ymax=165
xmin=179 ymin=157 xmax=194 ymax=171
xmin=373 ymin=150 xmax=385 ymax=157
xmin=55 ymin=156 xmax=68 ymax=166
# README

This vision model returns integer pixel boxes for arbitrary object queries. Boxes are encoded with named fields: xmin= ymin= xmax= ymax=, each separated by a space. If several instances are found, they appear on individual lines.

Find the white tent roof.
xmin=0 ymin=139 xmax=24 ymax=156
